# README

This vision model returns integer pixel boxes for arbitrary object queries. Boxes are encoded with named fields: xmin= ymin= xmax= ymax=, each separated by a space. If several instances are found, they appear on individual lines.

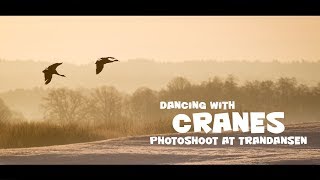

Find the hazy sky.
xmin=1 ymin=16 xmax=320 ymax=65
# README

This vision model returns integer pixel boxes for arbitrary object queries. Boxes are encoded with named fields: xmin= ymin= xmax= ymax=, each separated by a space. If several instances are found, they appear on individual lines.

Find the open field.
xmin=0 ymin=122 xmax=319 ymax=165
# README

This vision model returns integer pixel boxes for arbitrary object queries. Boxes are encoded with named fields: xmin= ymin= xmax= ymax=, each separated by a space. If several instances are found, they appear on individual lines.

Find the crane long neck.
xmin=56 ymin=73 xmax=65 ymax=77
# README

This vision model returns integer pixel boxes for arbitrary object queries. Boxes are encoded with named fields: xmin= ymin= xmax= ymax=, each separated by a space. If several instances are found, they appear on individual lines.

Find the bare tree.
xmin=276 ymin=77 xmax=297 ymax=106
xmin=201 ymin=76 xmax=224 ymax=99
xmin=167 ymin=76 xmax=191 ymax=92
xmin=87 ymin=86 xmax=122 ymax=126
xmin=223 ymin=74 xmax=239 ymax=99
xmin=41 ymin=88 xmax=88 ymax=125
xmin=128 ymin=87 xmax=159 ymax=121
xmin=163 ymin=76 xmax=192 ymax=101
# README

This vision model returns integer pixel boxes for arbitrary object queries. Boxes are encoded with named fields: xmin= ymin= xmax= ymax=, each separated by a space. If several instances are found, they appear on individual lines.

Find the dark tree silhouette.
xmin=41 ymin=88 xmax=88 ymax=124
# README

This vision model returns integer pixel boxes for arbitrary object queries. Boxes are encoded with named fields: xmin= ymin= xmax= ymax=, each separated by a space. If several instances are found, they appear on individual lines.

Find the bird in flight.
xmin=95 ymin=57 xmax=119 ymax=75
xmin=42 ymin=62 xmax=66 ymax=85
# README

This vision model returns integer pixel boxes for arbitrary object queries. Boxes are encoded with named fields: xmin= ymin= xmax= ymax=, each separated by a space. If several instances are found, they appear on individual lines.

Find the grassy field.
xmin=0 ymin=121 xmax=319 ymax=165
xmin=0 ymin=119 xmax=173 ymax=149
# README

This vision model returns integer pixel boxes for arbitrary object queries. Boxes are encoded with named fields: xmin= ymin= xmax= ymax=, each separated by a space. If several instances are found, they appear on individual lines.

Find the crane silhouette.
xmin=95 ymin=57 xmax=119 ymax=74
xmin=42 ymin=62 xmax=66 ymax=85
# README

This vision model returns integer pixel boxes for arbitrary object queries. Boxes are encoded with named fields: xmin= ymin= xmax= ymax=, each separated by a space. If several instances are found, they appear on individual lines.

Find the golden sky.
xmin=0 ymin=16 xmax=320 ymax=65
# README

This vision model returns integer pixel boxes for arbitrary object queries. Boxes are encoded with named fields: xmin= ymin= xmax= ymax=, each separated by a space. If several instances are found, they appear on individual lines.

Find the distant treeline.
xmin=1 ymin=59 xmax=320 ymax=120
xmin=39 ymin=75 xmax=320 ymax=125
xmin=1 ymin=75 xmax=320 ymax=125
xmin=1 ymin=75 xmax=319 ymax=148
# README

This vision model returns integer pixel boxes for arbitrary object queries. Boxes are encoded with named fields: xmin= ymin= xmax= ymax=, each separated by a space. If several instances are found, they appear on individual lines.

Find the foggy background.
xmin=1 ymin=16 xmax=320 ymax=65
xmin=0 ymin=16 xmax=320 ymax=148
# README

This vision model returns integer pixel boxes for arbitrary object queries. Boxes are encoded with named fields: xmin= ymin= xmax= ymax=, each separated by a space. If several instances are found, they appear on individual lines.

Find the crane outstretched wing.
xmin=96 ymin=63 xmax=104 ymax=74
xmin=44 ymin=72 xmax=53 ymax=85
xmin=100 ymin=57 xmax=115 ymax=60
xmin=48 ymin=63 xmax=63 ymax=71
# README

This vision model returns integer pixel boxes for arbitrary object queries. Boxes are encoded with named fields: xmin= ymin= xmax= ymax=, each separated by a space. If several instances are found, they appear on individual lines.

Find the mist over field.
xmin=1 ymin=16 xmax=319 ymax=164
xmin=1 ymin=59 xmax=320 ymax=93
xmin=0 ymin=59 xmax=319 ymax=150
xmin=1 ymin=59 xmax=320 ymax=120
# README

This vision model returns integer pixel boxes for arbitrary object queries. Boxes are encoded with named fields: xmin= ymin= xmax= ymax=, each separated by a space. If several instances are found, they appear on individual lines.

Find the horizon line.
xmin=1 ymin=58 xmax=320 ymax=66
